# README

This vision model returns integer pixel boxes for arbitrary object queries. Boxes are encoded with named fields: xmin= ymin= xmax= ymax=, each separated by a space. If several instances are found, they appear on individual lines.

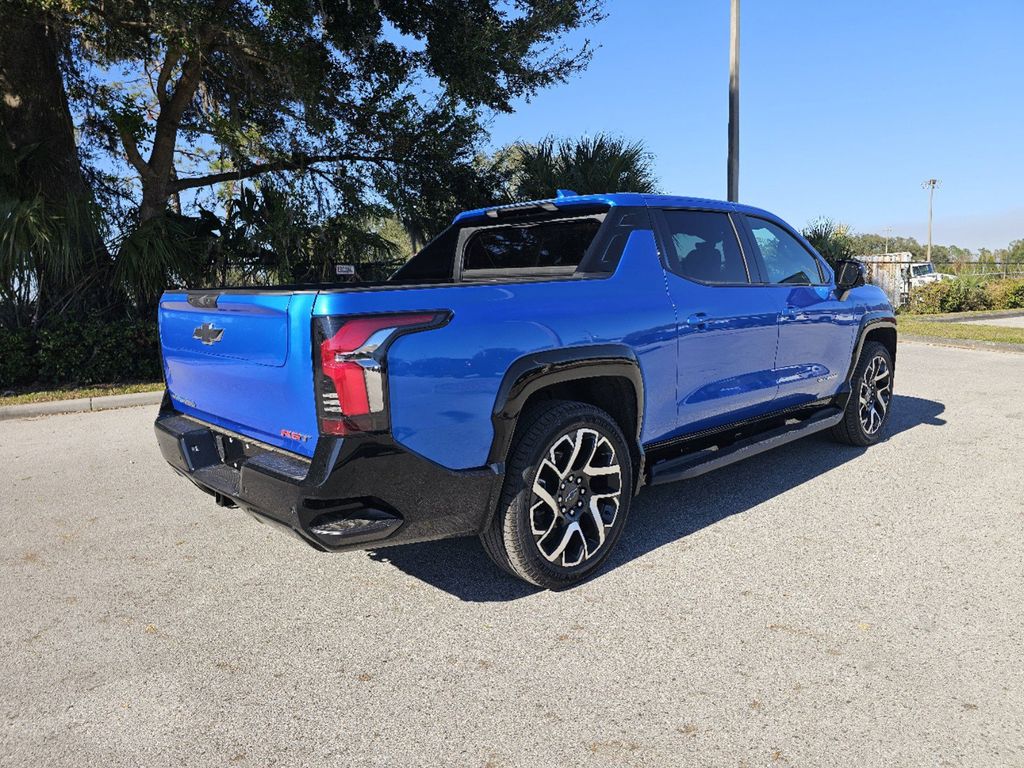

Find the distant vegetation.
xmin=802 ymin=217 xmax=1024 ymax=272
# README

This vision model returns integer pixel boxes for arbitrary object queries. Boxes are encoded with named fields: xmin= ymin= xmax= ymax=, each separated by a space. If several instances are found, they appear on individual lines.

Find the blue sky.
xmin=486 ymin=0 xmax=1024 ymax=250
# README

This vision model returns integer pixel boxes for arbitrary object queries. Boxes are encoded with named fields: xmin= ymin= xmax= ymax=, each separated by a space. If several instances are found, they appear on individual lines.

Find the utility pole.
xmin=922 ymin=179 xmax=940 ymax=262
xmin=727 ymin=0 xmax=740 ymax=202
xmin=883 ymin=226 xmax=893 ymax=255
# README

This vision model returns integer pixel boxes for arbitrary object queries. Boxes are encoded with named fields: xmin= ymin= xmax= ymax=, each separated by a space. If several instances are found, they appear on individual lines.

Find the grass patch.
xmin=0 ymin=382 xmax=164 ymax=406
xmin=899 ymin=318 xmax=1024 ymax=345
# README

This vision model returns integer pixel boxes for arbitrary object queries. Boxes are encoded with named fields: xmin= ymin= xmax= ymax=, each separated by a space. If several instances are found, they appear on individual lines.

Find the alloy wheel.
xmin=859 ymin=354 xmax=892 ymax=435
xmin=529 ymin=427 xmax=622 ymax=568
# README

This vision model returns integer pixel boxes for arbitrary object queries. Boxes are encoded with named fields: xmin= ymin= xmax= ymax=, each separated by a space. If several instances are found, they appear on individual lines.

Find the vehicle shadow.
xmin=366 ymin=394 xmax=945 ymax=602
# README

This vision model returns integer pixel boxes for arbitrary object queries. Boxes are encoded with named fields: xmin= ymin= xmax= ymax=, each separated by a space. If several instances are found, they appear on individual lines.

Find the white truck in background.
xmin=859 ymin=251 xmax=955 ymax=306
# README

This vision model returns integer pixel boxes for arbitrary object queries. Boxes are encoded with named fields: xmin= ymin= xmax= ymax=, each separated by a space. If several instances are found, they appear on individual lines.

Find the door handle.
xmin=686 ymin=312 xmax=709 ymax=329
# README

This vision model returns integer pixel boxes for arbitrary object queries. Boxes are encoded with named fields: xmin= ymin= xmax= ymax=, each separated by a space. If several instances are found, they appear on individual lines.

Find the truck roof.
xmin=453 ymin=192 xmax=783 ymax=224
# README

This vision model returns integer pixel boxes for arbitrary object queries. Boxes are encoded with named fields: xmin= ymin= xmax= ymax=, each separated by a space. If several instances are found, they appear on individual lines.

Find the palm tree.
xmin=512 ymin=134 xmax=658 ymax=200
xmin=802 ymin=217 xmax=855 ymax=269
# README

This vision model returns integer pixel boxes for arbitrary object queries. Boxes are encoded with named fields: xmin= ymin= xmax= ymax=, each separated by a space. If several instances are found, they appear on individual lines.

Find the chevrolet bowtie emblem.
xmin=193 ymin=322 xmax=224 ymax=345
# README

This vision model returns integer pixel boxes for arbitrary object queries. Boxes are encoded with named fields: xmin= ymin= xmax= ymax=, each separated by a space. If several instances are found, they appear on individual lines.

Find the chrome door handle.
xmin=686 ymin=312 xmax=709 ymax=328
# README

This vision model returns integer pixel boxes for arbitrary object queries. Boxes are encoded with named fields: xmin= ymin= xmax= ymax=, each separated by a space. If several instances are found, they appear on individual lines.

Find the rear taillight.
xmin=314 ymin=312 xmax=447 ymax=436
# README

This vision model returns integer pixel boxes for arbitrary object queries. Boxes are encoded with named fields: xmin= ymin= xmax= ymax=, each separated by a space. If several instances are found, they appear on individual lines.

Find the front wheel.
xmin=480 ymin=400 xmax=633 ymax=589
xmin=831 ymin=340 xmax=894 ymax=446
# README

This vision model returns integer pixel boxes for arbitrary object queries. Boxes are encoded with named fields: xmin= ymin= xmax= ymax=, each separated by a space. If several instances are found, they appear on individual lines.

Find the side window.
xmin=661 ymin=210 xmax=748 ymax=284
xmin=746 ymin=218 xmax=824 ymax=285
xmin=462 ymin=217 xmax=602 ymax=273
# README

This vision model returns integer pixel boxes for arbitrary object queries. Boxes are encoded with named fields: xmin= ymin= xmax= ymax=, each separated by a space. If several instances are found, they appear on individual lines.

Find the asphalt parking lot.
xmin=1 ymin=341 xmax=1022 ymax=767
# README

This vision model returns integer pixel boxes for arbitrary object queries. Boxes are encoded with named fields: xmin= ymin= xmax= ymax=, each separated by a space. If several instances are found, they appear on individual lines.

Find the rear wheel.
xmin=481 ymin=400 xmax=633 ymax=589
xmin=831 ymin=340 xmax=894 ymax=446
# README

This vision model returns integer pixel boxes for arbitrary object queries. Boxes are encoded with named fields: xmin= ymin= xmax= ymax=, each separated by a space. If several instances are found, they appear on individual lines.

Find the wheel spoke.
xmin=589 ymin=493 xmax=619 ymax=527
xmin=586 ymin=505 xmax=607 ymax=550
xmin=582 ymin=436 xmax=620 ymax=477
xmin=548 ymin=434 xmax=578 ymax=478
xmin=544 ymin=521 xmax=581 ymax=564
xmin=575 ymin=429 xmax=599 ymax=473
xmin=532 ymin=467 xmax=561 ymax=516
xmin=530 ymin=499 xmax=557 ymax=539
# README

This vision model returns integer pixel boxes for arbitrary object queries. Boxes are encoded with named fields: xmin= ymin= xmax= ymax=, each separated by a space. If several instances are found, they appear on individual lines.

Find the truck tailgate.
xmin=158 ymin=291 xmax=320 ymax=457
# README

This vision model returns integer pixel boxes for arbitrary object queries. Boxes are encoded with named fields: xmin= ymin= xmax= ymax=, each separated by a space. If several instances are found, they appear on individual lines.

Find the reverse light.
xmin=314 ymin=312 xmax=447 ymax=436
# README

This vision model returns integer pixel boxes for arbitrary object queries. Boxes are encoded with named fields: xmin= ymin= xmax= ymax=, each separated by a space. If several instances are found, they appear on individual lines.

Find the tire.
xmin=480 ymin=400 xmax=634 ymax=589
xmin=831 ymin=340 xmax=894 ymax=446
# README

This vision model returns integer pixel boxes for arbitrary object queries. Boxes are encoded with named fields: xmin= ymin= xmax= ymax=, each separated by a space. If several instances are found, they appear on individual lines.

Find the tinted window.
xmin=580 ymin=208 xmax=649 ymax=273
xmin=462 ymin=218 xmax=601 ymax=272
xmin=661 ymin=210 xmax=748 ymax=284
xmin=747 ymin=218 xmax=823 ymax=284
xmin=390 ymin=225 xmax=459 ymax=282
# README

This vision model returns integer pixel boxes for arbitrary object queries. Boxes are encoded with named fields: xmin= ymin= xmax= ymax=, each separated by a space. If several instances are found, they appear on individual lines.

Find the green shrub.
xmin=36 ymin=318 xmax=161 ymax=385
xmin=911 ymin=278 xmax=992 ymax=314
xmin=1 ymin=318 xmax=160 ymax=389
xmin=986 ymin=279 xmax=1024 ymax=310
xmin=0 ymin=328 xmax=38 ymax=388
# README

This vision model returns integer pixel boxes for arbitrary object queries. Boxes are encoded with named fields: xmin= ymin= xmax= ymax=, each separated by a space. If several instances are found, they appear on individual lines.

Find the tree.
xmin=374 ymin=113 xmax=513 ymax=250
xmin=377 ymin=133 xmax=661 ymax=248
xmin=0 ymin=16 xmax=90 ymax=206
xmin=0 ymin=0 xmax=605 ymax=319
xmin=511 ymin=134 xmax=658 ymax=200
xmin=0 ymin=12 xmax=112 ymax=327
xmin=1005 ymin=239 xmax=1024 ymax=265
xmin=12 ymin=0 xmax=603 ymax=225
xmin=802 ymin=217 xmax=854 ymax=269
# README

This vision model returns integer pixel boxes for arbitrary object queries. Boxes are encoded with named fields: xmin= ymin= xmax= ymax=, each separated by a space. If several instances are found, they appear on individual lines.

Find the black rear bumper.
xmin=155 ymin=406 xmax=502 ymax=552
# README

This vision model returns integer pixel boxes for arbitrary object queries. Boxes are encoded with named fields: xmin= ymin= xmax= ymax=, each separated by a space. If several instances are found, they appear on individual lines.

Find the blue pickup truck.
xmin=155 ymin=193 xmax=895 ymax=588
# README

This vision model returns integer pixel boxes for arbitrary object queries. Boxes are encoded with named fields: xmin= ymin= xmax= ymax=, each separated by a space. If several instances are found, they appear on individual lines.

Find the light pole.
xmin=883 ymin=226 xmax=893 ymax=255
xmin=727 ymin=0 xmax=740 ymax=202
xmin=922 ymin=179 xmax=940 ymax=262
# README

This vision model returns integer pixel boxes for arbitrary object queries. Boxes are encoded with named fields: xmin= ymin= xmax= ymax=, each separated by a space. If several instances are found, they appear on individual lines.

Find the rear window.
xmin=461 ymin=217 xmax=602 ymax=274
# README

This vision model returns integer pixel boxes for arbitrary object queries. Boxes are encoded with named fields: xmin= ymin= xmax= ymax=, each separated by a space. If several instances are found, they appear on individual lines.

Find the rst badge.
xmin=193 ymin=322 xmax=224 ymax=345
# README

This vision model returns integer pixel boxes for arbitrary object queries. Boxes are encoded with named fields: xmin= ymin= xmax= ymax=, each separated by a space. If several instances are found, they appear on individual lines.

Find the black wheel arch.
xmin=488 ymin=345 xmax=645 ymax=479
xmin=836 ymin=314 xmax=897 ymax=409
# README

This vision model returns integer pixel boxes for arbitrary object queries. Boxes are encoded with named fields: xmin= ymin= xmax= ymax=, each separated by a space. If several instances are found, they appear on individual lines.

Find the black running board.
xmin=648 ymin=407 xmax=844 ymax=486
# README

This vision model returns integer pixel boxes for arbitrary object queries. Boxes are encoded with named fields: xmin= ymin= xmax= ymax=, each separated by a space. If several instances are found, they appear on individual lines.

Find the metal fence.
xmin=858 ymin=259 xmax=1024 ymax=308
xmin=941 ymin=262 xmax=1024 ymax=280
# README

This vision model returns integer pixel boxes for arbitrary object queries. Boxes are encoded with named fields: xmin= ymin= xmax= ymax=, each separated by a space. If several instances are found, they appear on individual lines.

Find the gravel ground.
xmin=1 ymin=341 xmax=1022 ymax=767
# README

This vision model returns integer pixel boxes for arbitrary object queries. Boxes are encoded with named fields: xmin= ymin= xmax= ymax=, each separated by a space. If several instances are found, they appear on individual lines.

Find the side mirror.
xmin=835 ymin=259 xmax=866 ymax=296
